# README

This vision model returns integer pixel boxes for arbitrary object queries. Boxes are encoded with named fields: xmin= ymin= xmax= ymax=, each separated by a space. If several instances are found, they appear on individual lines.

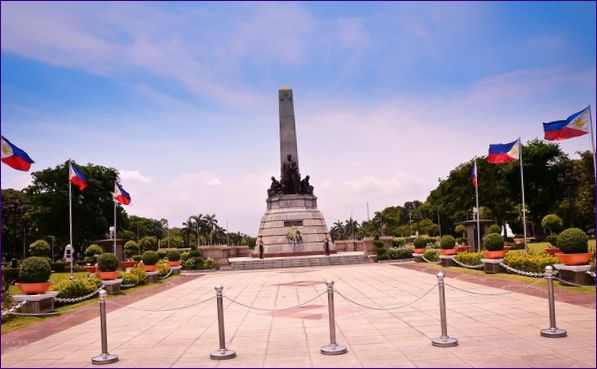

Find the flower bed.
xmin=503 ymin=252 xmax=558 ymax=274
xmin=454 ymin=252 xmax=483 ymax=266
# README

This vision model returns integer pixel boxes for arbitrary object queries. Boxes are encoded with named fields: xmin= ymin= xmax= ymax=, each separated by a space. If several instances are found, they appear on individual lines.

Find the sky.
xmin=1 ymin=1 xmax=596 ymax=235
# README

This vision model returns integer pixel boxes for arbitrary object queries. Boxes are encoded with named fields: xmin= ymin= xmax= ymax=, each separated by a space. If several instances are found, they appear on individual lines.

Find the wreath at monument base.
xmin=287 ymin=226 xmax=303 ymax=243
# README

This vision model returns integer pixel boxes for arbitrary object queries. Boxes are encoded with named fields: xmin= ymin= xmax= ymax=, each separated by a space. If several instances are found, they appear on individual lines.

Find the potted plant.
xmin=439 ymin=235 xmax=457 ymax=255
xmin=16 ymin=257 xmax=52 ymax=294
xmin=141 ymin=251 xmax=159 ymax=272
xmin=97 ymin=253 xmax=120 ymax=280
xmin=544 ymin=233 xmax=561 ymax=256
xmin=412 ymin=237 xmax=427 ymax=254
xmin=167 ymin=250 xmax=181 ymax=267
xmin=29 ymin=239 xmax=51 ymax=257
xmin=122 ymin=240 xmax=138 ymax=267
xmin=483 ymin=233 xmax=508 ymax=259
xmin=84 ymin=244 xmax=104 ymax=273
xmin=555 ymin=228 xmax=592 ymax=265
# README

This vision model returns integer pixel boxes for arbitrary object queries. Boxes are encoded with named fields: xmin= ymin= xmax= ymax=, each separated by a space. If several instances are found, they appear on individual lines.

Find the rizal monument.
xmin=255 ymin=86 xmax=332 ymax=257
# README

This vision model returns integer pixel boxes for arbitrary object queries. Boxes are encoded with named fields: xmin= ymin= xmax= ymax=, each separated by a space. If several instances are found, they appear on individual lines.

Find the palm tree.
xmin=345 ymin=218 xmax=360 ymax=240
xmin=330 ymin=220 xmax=345 ymax=241
xmin=203 ymin=214 xmax=218 ymax=245
xmin=191 ymin=214 xmax=206 ymax=245
xmin=182 ymin=216 xmax=196 ymax=247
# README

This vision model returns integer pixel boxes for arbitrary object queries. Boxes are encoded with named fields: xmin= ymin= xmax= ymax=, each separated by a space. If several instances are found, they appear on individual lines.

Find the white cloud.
xmin=119 ymin=170 xmax=152 ymax=184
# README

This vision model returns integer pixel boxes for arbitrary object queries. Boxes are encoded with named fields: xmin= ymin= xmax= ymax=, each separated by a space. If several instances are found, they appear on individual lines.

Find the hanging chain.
xmin=223 ymin=290 xmax=327 ymax=311
xmin=335 ymin=285 xmax=437 ymax=311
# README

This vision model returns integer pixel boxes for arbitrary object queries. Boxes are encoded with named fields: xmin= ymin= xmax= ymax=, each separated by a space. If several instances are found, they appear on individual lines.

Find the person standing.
xmin=257 ymin=234 xmax=264 ymax=259
xmin=324 ymin=233 xmax=331 ymax=256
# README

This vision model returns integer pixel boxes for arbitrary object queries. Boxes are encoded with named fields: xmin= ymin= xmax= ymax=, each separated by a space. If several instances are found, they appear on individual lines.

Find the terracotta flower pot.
xmin=98 ymin=271 xmax=119 ymax=280
xmin=167 ymin=261 xmax=181 ymax=267
xmin=16 ymin=282 xmax=52 ymax=295
xmin=483 ymin=249 xmax=508 ymax=259
xmin=413 ymin=248 xmax=426 ymax=254
xmin=121 ymin=260 xmax=135 ymax=268
xmin=142 ymin=264 xmax=157 ymax=272
xmin=504 ymin=245 xmax=512 ymax=251
xmin=555 ymin=253 xmax=593 ymax=266
xmin=85 ymin=266 xmax=97 ymax=273
xmin=545 ymin=247 xmax=561 ymax=256
xmin=455 ymin=246 xmax=471 ymax=253
xmin=440 ymin=249 xmax=457 ymax=255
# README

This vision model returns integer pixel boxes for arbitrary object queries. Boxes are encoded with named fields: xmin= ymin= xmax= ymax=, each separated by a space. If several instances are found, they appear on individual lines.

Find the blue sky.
xmin=1 ymin=1 xmax=595 ymax=235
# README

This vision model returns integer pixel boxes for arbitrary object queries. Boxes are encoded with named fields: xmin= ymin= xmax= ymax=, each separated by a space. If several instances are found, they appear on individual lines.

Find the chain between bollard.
xmin=210 ymin=285 xmax=236 ymax=360
xmin=91 ymin=289 xmax=119 ymax=365
xmin=540 ymin=266 xmax=567 ymax=338
xmin=431 ymin=272 xmax=458 ymax=347
xmin=335 ymin=285 xmax=437 ymax=311
xmin=321 ymin=280 xmax=348 ymax=355
xmin=445 ymin=278 xmax=545 ymax=296
xmin=223 ymin=290 xmax=327 ymax=311
xmin=421 ymin=254 xmax=441 ymax=264
xmin=107 ymin=296 xmax=215 ymax=312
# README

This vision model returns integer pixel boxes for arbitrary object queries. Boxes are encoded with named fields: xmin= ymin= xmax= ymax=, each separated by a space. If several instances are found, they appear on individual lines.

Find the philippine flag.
xmin=69 ymin=161 xmax=87 ymax=191
xmin=470 ymin=161 xmax=477 ymax=188
xmin=488 ymin=139 xmax=520 ymax=164
xmin=543 ymin=107 xmax=590 ymax=141
xmin=114 ymin=182 xmax=131 ymax=205
xmin=1 ymin=135 xmax=34 ymax=171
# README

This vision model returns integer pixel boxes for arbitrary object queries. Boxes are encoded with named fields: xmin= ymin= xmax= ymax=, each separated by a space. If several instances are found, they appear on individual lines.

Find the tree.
xmin=203 ymin=214 xmax=218 ymax=245
xmin=1 ymin=188 xmax=30 ymax=259
xmin=330 ymin=221 xmax=345 ymax=241
xmin=541 ymin=214 xmax=563 ymax=235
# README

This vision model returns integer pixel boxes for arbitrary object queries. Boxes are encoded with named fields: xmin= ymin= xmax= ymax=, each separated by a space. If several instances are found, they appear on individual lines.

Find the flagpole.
xmin=588 ymin=105 xmax=596 ymax=183
xmin=113 ymin=194 xmax=117 ymax=255
xmin=69 ymin=162 xmax=73 ymax=249
xmin=474 ymin=157 xmax=481 ymax=252
xmin=519 ymin=138 xmax=528 ymax=252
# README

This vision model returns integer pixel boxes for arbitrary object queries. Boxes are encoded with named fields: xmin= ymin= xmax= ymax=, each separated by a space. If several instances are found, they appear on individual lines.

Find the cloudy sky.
xmin=1 ymin=1 xmax=595 ymax=235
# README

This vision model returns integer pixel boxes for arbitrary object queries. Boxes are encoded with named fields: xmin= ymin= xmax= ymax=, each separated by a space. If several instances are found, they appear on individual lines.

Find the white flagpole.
xmin=113 ymin=185 xmax=117 ymax=255
xmin=474 ymin=157 xmax=481 ymax=252
xmin=518 ymin=138 xmax=528 ymax=252
xmin=588 ymin=105 xmax=596 ymax=183
xmin=68 ymin=162 xmax=73 ymax=248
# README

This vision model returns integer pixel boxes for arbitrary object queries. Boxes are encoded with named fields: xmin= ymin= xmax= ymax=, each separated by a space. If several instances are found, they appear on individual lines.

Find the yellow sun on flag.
xmin=1 ymin=143 xmax=11 ymax=156
xmin=573 ymin=116 xmax=586 ymax=129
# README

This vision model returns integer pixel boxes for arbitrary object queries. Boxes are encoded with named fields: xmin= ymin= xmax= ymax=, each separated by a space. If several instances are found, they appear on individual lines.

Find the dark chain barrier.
xmin=107 ymin=295 xmax=215 ymax=312
xmin=223 ymin=290 xmax=326 ymax=311
xmin=55 ymin=286 xmax=103 ymax=304
xmin=421 ymin=254 xmax=441 ymax=264
xmin=446 ymin=278 xmax=544 ymax=296
xmin=451 ymin=257 xmax=483 ymax=269
xmin=335 ymin=285 xmax=437 ymax=311
xmin=499 ymin=262 xmax=552 ymax=278
xmin=1 ymin=300 xmax=28 ymax=317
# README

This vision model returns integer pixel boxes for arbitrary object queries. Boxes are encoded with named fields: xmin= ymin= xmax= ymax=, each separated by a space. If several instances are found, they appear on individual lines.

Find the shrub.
xmin=157 ymin=250 xmax=168 ymax=259
xmin=545 ymin=234 xmax=559 ymax=247
xmin=388 ymin=246 xmax=413 ymax=260
xmin=142 ymin=251 xmax=159 ymax=265
xmin=139 ymin=236 xmax=158 ymax=252
xmin=455 ymin=224 xmax=466 ymax=235
xmin=158 ymin=263 xmax=171 ymax=277
xmin=29 ymin=240 xmax=51 ymax=257
xmin=181 ymin=252 xmax=191 ymax=263
xmin=203 ymin=257 xmax=216 ymax=269
xmin=97 ymin=253 xmax=119 ymax=272
xmin=439 ymin=235 xmax=456 ymax=249
xmin=19 ymin=257 xmax=51 ymax=283
xmin=2 ymin=268 xmax=19 ymax=291
xmin=124 ymin=241 xmax=138 ymax=257
xmin=454 ymin=252 xmax=483 ymax=266
xmin=487 ymin=224 xmax=501 ymax=234
xmin=541 ymin=214 xmax=563 ymax=234
xmin=503 ymin=252 xmax=558 ymax=274
xmin=557 ymin=228 xmax=588 ymax=254
xmin=189 ymin=250 xmax=202 ymax=258
xmin=132 ymin=255 xmax=142 ymax=263
xmin=162 ymin=237 xmax=184 ymax=248
xmin=413 ymin=237 xmax=427 ymax=248
xmin=423 ymin=249 xmax=439 ymax=262
xmin=484 ymin=233 xmax=504 ymax=251
xmin=456 ymin=237 xmax=466 ymax=245
xmin=85 ymin=244 xmax=104 ymax=258
xmin=51 ymin=261 xmax=66 ymax=273
xmin=374 ymin=239 xmax=387 ymax=260
xmin=121 ymin=267 xmax=148 ymax=286
xmin=53 ymin=276 xmax=102 ymax=299
xmin=167 ymin=250 xmax=181 ymax=261
xmin=392 ymin=237 xmax=406 ymax=247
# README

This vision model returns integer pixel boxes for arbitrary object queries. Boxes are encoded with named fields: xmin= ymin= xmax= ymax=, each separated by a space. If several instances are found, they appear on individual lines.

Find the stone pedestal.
xmin=101 ymin=279 xmax=122 ymax=295
xmin=553 ymin=264 xmax=592 ymax=286
xmin=440 ymin=255 xmax=456 ymax=267
xmin=13 ymin=292 xmax=58 ymax=314
xmin=380 ymin=236 xmax=393 ymax=250
xmin=413 ymin=253 xmax=424 ymax=263
xmin=171 ymin=266 xmax=182 ymax=275
xmin=146 ymin=271 xmax=160 ymax=283
xmin=362 ymin=238 xmax=375 ymax=256
xmin=482 ymin=258 xmax=505 ymax=274
xmin=256 ymin=194 xmax=330 ymax=257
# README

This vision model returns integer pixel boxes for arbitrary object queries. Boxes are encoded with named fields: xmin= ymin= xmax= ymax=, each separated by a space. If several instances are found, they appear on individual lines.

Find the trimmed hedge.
xmin=503 ymin=252 xmax=558 ymax=274
xmin=97 ymin=253 xmax=119 ymax=272
xmin=413 ymin=237 xmax=427 ymax=248
xmin=557 ymin=228 xmax=588 ymax=254
xmin=124 ymin=240 xmax=138 ymax=257
xmin=121 ymin=267 xmax=148 ymax=286
xmin=19 ymin=257 xmax=51 ymax=283
xmin=53 ymin=276 xmax=102 ymax=299
xmin=51 ymin=261 xmax=66 ymax=273
xmin=142 ymin=251 xmax=159 ymax=266
xmin=439 ymin=235 xmax=456 ymax=250
xmin=29 ymin=240 xmax=51 ymax=257
xmin=85 ymin=244 xmax=104 ymax=257
xmin=167 ymin=250 xmax=181 ymax=261
xmin=484 ymin=233 xmax=504 ymax=251
xmin=423 ymin=249 xmax=439 ymax=262
xmin=454 ymin=252 xmax=483 ymax=266
xmin=487 ymin=224 xmax=501 ymax=234
xmin=545 ymin=234 xmax=559 ymax=247
xmin=388 ymin=246 xmax=413 ymax=260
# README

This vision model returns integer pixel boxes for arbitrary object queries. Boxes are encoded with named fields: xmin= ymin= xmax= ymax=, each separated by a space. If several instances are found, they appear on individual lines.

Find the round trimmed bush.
xmin=97 ymin=253 xmax=119 ymax=272
xmin=124 ymin=240 xmax=138 ymax=257
xmin=545 ymin=234 xmax=559 ymax=247
xmin=167 ymin=250 xmax=181 ymax=262
xmin=132 ymin=255 xmax=142 ymax=263
xmin=557 ymin=228 xmax=588 ymax=254
xmin=19 ymin=257 xmax=51 ymax=283
xmin=29 ymin=240 xmax=51 ymax=257
xmin=455 ymin=224 xmax=466 ymax=235
xmin=541 ymin=214 xmax=563 ymax=234
xmin=484 ymin=233 xmax=504 ymax=251
xmin=439 ymin=235 xmax=456 ymax=250
xmin=413 ymin=237 xmax=427 ymax=248
xmin=142 ymin=251 xmax=159 ymax=266
xmin=487 ymin=224 xmax=501 ymax=234
xmin=456 ymin=237 xmax=466 ymax=245
xmin=139 ymin=236 xmax=158 ymax=252
xmin=85 ymin=244 xmax=103 ymax=257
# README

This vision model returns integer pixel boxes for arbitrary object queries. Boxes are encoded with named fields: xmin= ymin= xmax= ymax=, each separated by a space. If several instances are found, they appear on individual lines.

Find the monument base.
xmin=256 ymin=194 xmax=330 ymax=258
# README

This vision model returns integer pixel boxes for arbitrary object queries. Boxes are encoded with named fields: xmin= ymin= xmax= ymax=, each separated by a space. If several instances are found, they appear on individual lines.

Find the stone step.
xmin=229 ymin=254 xmax=368 ymax=271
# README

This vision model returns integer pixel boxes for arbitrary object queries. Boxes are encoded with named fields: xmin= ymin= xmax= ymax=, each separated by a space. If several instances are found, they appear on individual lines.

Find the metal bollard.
xmin=431 ymin=272 xmax=458 ymax=347
xmin=91 ymin=289 xmax=119 ymax=365
xmin=210 ymin=285 xmax=236 ymax=360
xmin=540 ymin=266 xmax=567 ymax=338
xmin=321 ymin=280 xmax=348 ymax=355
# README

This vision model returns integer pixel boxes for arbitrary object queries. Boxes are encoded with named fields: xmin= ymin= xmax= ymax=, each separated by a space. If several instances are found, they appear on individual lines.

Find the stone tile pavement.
xmin=2 ymin=264 xmax=595 ymax=368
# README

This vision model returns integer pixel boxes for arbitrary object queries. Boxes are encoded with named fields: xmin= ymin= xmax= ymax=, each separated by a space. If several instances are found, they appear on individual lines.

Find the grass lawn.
xmin=522 ymin=239 xmax=595 ymax=254
xmin=2 ymin=272 xmax=182 ymax=334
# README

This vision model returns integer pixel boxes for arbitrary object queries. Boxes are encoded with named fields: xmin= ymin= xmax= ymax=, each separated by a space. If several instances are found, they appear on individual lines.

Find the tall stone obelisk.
xmin=279 ymin=85 xmax=299 ymax=175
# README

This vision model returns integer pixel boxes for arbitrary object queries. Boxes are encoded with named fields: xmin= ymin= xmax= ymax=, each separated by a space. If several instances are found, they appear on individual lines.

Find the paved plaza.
xmin=2 ymin=263 xmax=596 ymax=368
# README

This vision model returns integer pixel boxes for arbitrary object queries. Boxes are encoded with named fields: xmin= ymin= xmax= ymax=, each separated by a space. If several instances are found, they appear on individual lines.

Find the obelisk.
xmin=279 ymin=85 xmax=299 ymax=175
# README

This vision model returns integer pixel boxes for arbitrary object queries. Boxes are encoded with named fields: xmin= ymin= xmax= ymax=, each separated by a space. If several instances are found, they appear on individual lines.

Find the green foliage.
xmin=413 ymin=237 xmax=427 ymax=248
xmin=51 ymin=261 xmax=66 ymax=273
xmin=487 ymin=224 xmax=501 ymax=234
xmin=375 ymin=239 xmax=388 ymax=260
xmin=53 ymin=276 xmax=102 ymax=299
xmin=142 ymin=251 xmax=159 ymax=265
xmin=455 ymin=224 xmax=466 ymax=235
xmin=19 ymin=257 xmax=51 ymax=283
xmin=388 ymin=246 xmax=413 ymax=260
xmin=439 ymin=235 xmax=456 ymax=250
xmin=29 ymin=240 xmax=50 ymax=257
xmin=85 ymin=244 xmax=104 ymax=257
xmin=132 ymin=255 xmax=142 ymax=263
xmin=139 ymin=236 xmax=158 ymax=252
xmin=158 ymin=263 xmax=171 ymax=277
xmin=157 ymin=250 xmax=168 ymax=259
xmin=124 ymin=240 xmax=138 ymax=257
xmin=484 ymin=233 xmax=504 ymax=251
xmin=97 ymin=253 xmax=119 ymax=272
xmin=557 ymin=228 xmax=588 ymax=254
xmin=121 ymin=267 xmax=148 ymax=286
xmin=167 ymin=250 xmax=181 ymax=261
xmin=392 ymin=237 xmax=406 ymax=247
xmin=423 ymin=249 xmax=439 ymax=262
xmin=454 ymin=252 xmax=483 ymax=266
xmin=545 ymin=234 xmax=559 ymax=247
xmin=2 ymin=268 xmax=19 ymax=291
xmin=456 ymin=237 xmax=466 ymax=245
xmin=503 ymin=252 xmax=558 ymax=274
xmin=183 ymin=255 xmax=216 ymax=270
xmin=161 ymin=236 xmax=184 ymax=248
xmin=541 ymin=214 xmax=563 ymax=234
